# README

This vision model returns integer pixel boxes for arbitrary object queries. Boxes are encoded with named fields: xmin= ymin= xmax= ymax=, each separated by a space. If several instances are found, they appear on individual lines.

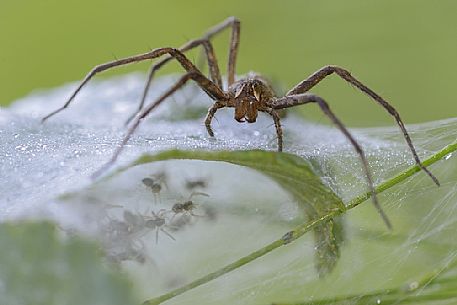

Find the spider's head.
xmin=229 ymin=74 xmax=275 ymax=123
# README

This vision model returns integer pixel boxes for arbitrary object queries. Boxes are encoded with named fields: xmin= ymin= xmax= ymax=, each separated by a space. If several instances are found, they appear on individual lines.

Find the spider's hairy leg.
xmin=205 ymin=102 xmax=225 ymax=137
xmin=41 ymin=48 xmax=226 ymax=123
xmin=199 ymin=16 xmax=240 ymax=86
xmin=287 ymin=65 xmax=439 ymax=186
xmin=126 ymin=39 xmax=223 ymax=126
xmin=129 ymin=16 xmax=240 ymax=125
xmin=264 ymin=108 xmax=283 ymax=152
xmin=272 ymin=93 xmax=392 ymax=229
xmin=160 ymin=228 xmax=176 ymax=242
xmin=225 ymin=17 xmax=240 ymax=86
xmin=92 ymin=71 xmax=219 ymax=178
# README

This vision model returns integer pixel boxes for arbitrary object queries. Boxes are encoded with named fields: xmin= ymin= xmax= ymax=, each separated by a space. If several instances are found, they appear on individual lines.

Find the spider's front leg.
xmin=41 ymin=47 xmax=227 ymax=123
xmin=264 ymin=108 xmax=283 ymax=152
xmin=204 ymin=102 xmax=225 ymax=137
xmin=287 ymin=65 xmax=439 ymax=186
xmin=126 ymin=38 xmax=224 ymax=126
xmin=204 ymin=103 xmax=283 ymax=151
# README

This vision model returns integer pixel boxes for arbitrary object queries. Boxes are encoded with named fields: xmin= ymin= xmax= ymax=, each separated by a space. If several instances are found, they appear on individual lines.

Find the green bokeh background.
xmin=1 ymin=0 xmax=456 ymax=126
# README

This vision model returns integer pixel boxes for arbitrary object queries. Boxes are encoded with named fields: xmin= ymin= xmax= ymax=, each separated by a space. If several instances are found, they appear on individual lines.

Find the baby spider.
xmin=144 ymin=210 xmax=176 ymax=243
xmin=142 ymin=171 xmax=168 ymax=202
xmin=171 ymin=192 xmax=209 ymax=218
xmin=142 ymin=177 xmax=162 ymax=193
xmin=42 ymin=17 xmax=439 ymax=229
xmin=184 ymin=177 xmax=209 ymax=191
xmin=102 ymin=210 xmax=149 ymax=264
xmin=167 ymin=192 xmax=210 ymax=230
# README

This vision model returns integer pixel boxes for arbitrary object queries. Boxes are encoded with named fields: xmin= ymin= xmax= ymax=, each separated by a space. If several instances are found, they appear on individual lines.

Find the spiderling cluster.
xmin=100 ymin=172 xmax=211 ymax=264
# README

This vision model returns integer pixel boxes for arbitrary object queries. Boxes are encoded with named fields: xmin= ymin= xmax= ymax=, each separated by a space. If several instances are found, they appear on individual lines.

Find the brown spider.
xmin=41 ymin=17 xmax=439 ymax=228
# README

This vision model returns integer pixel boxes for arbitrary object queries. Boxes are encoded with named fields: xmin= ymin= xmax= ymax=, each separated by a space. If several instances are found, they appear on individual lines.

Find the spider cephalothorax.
xmin=228 ymin=73 xmax=276 ymax=123
xmin=41 ymin=17 xmax=439 ymax=228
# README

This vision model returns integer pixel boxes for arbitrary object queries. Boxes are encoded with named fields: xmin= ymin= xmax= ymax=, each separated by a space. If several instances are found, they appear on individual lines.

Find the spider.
xmin=171 ymin=191 xmax=209 ymax=218
xmin=41 ymin=17 xmax=439 ymax=229
xmin=142 ymin=170 xmax=168 ymax=202
xmin=144 ymin=210 xmax=176 ymax=243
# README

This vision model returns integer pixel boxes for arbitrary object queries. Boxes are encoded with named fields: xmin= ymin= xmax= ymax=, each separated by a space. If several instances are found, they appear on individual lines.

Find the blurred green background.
xmin=1 ymin=0 xmax=456 ymax=126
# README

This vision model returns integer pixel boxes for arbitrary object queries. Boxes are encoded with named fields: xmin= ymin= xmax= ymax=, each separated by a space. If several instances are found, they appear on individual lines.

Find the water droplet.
xmin=15 ymin=145 xmax=27 ymax=151
xmin=376 ymin=299 xmax=381 ymax=304
xmin=408 ymin=281 xmax=419 ymax=290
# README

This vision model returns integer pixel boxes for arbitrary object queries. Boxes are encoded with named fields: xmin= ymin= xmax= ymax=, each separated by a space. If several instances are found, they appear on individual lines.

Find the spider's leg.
xmin=189 ymin=192 xmax=209 ymax=199
xmin=126 ymin=39 xmax=224 ymax=125
xmin=92 ymin=71 xmax=226 ymax=178
xmin=272 ymin=93 xmax=392 ymax=229
xmin=224 ymin=17 xmax=240 ymax=86
xmin=197 ymin=16 xmax=240 ymax=87
xmin=160 ymin=228 xmax=176 ymax=241
xmin=204 ymin=102 xmax=225 ymax=137
xmin=287 ymin=65 xmax=439 ymax=186
xmin=155 ymin=228 xmax=160 ymax=244
xmin=188 ymin=210 xmax=205 ymax=218
xmin=199 ymin=16 xmax=240 ymax=86
xmin=169 ymin=213 xmax=178 ymax=222
xmin=201 ymin=41 xmax=223 ymax=88
xmin=42 ymin=47 xmax=226 ymax=123
xmin=264 ymin=108 xmax=283 ymax=152
xmin=128 ymin=16 xmax=240 ymax=125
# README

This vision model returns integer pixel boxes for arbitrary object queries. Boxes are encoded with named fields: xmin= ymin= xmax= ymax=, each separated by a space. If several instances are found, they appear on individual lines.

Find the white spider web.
xmin=0 ymin=73 xmax=456 ymax=304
